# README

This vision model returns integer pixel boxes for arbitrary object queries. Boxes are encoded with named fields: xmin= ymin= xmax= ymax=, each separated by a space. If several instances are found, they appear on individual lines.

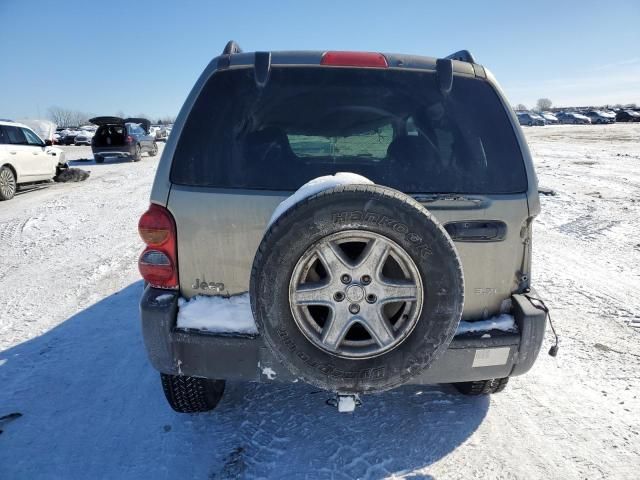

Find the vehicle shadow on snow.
xmin=68 ymin=157 xmax=136 ymax=166
xmin=0 ymin=282 xmax=488 ymax=479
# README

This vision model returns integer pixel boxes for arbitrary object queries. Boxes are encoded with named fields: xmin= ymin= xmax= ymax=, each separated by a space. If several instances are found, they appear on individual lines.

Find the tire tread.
xmin=454 ymin=377 xmax=509 ymax=395
xmin=160 ymin=373 xmax=225 ymax=413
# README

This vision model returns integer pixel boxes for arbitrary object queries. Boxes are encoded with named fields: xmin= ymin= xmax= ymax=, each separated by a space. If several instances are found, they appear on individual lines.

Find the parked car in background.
xmin=73 ymin=126 xmax=97 ymax=145
xmin=0 ymin=120 xmax=67 ymax=200
xmin=586 ymin=111 xmax=615 ymax=124
xmin=58 ymin=128 xmax=81 ymax=145
xmin=615 ymin=110 xmax=640 ymax=122
xmin=557 ymin=112 xmax=591 ymax=124
xmin=539 ymin=112 xmax=559 ymax=124
xmin=90 ymin=116 xmax=158 ymax=163
xmin=517 ymin=111 xmax=545 ymax=126
xmin=149 ymin=125 xmax=168 ymax=142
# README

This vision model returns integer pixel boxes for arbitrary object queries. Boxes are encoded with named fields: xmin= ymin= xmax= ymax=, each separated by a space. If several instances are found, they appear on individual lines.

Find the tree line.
xmin=47 ymin=106 xmax=175 ymax=127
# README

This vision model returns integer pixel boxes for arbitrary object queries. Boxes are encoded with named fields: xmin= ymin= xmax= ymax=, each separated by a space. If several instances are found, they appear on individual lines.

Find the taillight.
xmin=138 ymin=204 xmax=178 ymax=289
xmin=126 ymin=135 xmax=134 ymax=144
xmin=320 ymin=51 xmax=388 ymax=68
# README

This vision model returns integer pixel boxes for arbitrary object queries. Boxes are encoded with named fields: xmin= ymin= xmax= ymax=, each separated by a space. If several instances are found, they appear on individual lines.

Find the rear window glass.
xmin=172 ymin=67 xmax=527 ymax=194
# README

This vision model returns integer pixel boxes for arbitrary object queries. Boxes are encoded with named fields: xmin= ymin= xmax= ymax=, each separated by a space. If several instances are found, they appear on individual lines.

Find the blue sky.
xmin=2 ymin=0 xmax=639 ymax=120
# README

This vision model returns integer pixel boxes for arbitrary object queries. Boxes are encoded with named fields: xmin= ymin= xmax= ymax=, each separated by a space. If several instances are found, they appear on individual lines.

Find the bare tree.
xmin=47 ymin=106 xmax=92 ymax=127
xmin=48 ymin=106 xmax=74 ymax=127
xmin=536 ymin=98 xmax=552 ymax=112
xmin=514 ymin=103 xmax=527 ymax=111
xmin=70 ymin=110 xmax=91 ymax=126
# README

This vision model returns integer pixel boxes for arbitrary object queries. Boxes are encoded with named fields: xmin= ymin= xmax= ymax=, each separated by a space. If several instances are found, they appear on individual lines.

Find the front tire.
xmin=453 ymin=377 xmax=509 ymax=395
xmin=160 ymin=373 xmax=225 ymax=413
xmin=0 ymin=166 xmax=17 ymax=201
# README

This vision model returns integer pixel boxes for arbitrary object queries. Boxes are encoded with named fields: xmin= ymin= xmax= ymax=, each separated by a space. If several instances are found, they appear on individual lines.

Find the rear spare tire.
xmin=251 ymin=184 xmax=464 ymax=393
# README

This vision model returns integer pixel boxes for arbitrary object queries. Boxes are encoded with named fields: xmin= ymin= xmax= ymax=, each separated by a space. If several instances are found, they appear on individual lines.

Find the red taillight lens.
xmin=138 ymin=204 xmax=178 ymax=289
xmin=126 ymin=135 xmax=133 ymax=144
xmin=320 ymin=51 xmax=388 ymax=68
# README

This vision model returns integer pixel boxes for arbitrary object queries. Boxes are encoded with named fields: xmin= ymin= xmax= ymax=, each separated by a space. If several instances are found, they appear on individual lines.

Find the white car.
xmin=0 ymin=120 xmax=67 ymax=200
xmin=149 ymin=125 xmax=168 ymax=142
xmin=74 ymin=127 xmax=96 ymax=146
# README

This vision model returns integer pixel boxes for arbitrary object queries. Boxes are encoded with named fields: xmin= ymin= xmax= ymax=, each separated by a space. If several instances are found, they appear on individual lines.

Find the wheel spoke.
xmin=315 ymin=241 xmax=352 ymax=274
xmin=293 ymin=282 xmax=333 ymax=306
xmin=378 ymin=280 xmax=419 ymax=303
xmin=289 ymin=230 xmax=423 ymax=359
xmin=321 ymin=309 xmax=353 ymax=350
xmin=357 ymin=238 xmax=389 ymax=276
xmin=364 ymin=309 xmax=395 ymax=348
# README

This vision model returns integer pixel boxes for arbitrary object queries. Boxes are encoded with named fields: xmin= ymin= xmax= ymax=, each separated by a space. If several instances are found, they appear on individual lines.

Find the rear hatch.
xmin=167 ymin=65 xmax=532 ymax=320
xmin=90 ymin=116 xmax=150 ymax=132
xmin=90 ymin=116 xmax=150 ymax=149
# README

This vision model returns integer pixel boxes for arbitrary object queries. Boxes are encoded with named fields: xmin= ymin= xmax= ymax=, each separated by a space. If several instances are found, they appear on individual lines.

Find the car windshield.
xmin=172 ymin=67 xmax=527 ymax=194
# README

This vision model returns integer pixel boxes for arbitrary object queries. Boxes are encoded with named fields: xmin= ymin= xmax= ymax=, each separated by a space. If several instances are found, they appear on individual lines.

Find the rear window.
xmin=172 ymin=67 xmax=527 ymax=194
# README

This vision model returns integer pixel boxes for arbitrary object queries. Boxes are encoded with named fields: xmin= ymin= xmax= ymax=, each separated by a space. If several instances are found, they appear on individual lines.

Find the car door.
xmin=130 ymin=124 xmax=144 ymax=150
xmin=20 ymin=127 xmax=55 ymax=177
xmin=3 ymin=125 xmax=35 ymax=180
xmin=139 ymin=125 xmax=154 ymax=150
xmin=20 ymin=127 xmax=52 ymax=177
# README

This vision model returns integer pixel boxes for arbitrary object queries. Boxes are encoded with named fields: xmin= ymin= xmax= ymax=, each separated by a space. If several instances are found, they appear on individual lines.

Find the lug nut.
xmin=341 ymin=274 xmax=351 ymax=284
xmin=361 ymin=275 xmax=372 ymax=285
xmin=366 ymin=294 xmax=377 ymax=304
xmin=349 ymin=304 xmax=360 ymax=314
xmin=334 ymin=292 xmax=345 ymax=302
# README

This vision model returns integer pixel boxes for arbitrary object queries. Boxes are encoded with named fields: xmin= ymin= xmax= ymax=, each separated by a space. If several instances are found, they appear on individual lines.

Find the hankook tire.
xmin=250 ymin=184 xmax=464 ymax=393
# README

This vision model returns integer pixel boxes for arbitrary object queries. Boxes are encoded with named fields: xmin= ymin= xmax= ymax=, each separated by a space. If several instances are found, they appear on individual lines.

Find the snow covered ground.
xmin=1 ymin=125 xmax=639 ymax=479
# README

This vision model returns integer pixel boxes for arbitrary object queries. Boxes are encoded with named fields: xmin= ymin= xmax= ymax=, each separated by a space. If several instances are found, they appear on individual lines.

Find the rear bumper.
xmin=92 ymin=146 xmax=135 ymax=157
xmin=140 ymin=288 xmax=547 ymax=385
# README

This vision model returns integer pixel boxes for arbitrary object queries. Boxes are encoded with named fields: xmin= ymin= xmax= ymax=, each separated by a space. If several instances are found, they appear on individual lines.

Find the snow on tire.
xmin=250 ymin=184 xmax=464 ymax=394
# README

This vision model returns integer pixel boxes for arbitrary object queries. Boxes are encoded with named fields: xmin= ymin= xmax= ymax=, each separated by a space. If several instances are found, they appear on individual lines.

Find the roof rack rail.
xmin=222 ymin=40 xmax=243 ymax=55
xmin=444 ymin=50 xmax=476 ymax=63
